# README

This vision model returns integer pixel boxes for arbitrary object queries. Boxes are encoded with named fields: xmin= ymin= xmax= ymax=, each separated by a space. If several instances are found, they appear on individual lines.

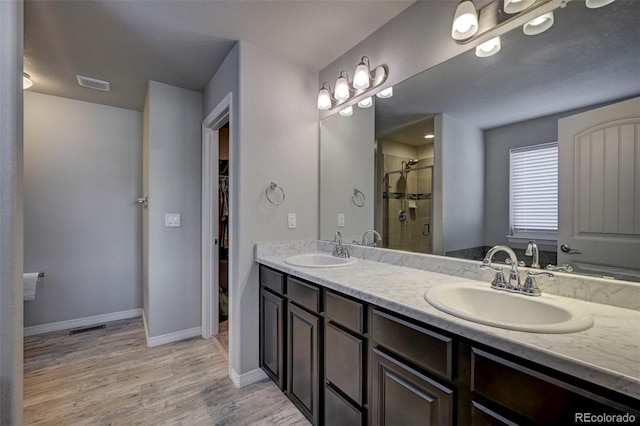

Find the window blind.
xmin=510 ymin=143 xmax=558 ymax=235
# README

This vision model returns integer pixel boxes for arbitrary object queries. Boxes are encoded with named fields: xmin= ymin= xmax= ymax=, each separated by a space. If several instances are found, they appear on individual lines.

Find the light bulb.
xmin=334 ymin=73 xmax=350 ymax=101
xmin=503 ymin=0 xmax=535 ymax=14
xmin=317 ymin=86 xmax=332 ymax=110
xmin=353 ymin=61 xmax=371 ymax=90
xmin=452 ymin=1 xmax=478 ymax=40
xmin=586 ymin=0 xmax=615 ymax=8
xmin=523 ymin=11 xmax=554 ymax=35
xmin=358 ymin=97 xmax=373 ymax=108
xmin=339 ymin=106 xmax=353 ymax=117
xmin=475 ymin=37 xmax=501 ymax=57
xmin=376 ymin=87 xmax=393 ymax=99
xmin=23 ymin=73 xmax=33 ymax=89
xmin=424 ymin=134 xmax=434 ymax=139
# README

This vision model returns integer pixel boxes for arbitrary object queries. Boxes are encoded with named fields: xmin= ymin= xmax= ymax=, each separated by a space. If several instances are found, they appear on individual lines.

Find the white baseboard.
xmin=230 ymin=367 xmax=269 ymax=389
xmin=24 ymin=308 xmax=143 ymax=336
xmin=146 ymin=326 xmax=202 ymax=348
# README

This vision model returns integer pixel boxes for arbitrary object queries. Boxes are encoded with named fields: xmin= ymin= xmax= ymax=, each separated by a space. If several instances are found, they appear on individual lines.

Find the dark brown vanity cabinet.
xmin=324 ymin=291 xmax=367 ymax=425
xmin=259 ymin=266 xmax=286 ymax=390
xmin=287 ymin=277 xmax=322 ymax=425
xmin=369 ymin=308 xmax=455 ymax=426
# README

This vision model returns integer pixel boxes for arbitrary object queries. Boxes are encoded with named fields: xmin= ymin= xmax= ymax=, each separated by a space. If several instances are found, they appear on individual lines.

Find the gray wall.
xmin=320 ymin=105 xmax=375 ymax=242
xmin=144 ymin=81 xmax=203 ymax=338
xmin=0 ymin=0 xmax=24 ymax=422
xmin=23 ymin=92 xmax=142 ymax=326
xmin=202 ymin=41 xmax=318 ymax=378
xmin=319 ymin=1 xmax=472 ymax=120
xmin=435 ymin=113 xmax=484 ymax=254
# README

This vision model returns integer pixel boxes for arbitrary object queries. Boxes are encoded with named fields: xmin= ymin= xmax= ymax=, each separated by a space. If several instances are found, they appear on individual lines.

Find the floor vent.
xmin=76 ymin=75 xmax=110 ymax=91
xmin=69 ymin=324 xmax=106 ymax=335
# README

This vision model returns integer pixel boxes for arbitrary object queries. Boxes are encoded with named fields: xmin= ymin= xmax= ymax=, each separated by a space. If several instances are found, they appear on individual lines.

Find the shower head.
xmin=404 ymin=159 xmax=419 ymax=169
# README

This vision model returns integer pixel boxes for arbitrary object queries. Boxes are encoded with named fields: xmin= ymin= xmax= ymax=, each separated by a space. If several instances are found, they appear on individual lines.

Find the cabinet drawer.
xmin=371 ymin=348 xmax=454 ymax=426
xmin=325 ymin=385 xmax=363 ymax=426
xmin=371 ymin=309 xmax=453 ymax=380
xmin=470 ymin=401 xmax=519 ymax=426
xmin=326 ymin=291 xmax=364 ymax=334
xmin=472 ymin=349 xmax=639 ymax=424
xmin=287 ymin=277 xmax=320 ymax=313
xmin=260 ymin=265 xmax=284 ymax=295
xmin=325 ymin=323 xmax=364 ymax=405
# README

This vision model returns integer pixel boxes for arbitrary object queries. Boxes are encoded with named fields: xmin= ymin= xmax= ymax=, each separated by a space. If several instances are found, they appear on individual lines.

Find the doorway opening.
xmin=202 ymin=93 xmax=233 ymax=348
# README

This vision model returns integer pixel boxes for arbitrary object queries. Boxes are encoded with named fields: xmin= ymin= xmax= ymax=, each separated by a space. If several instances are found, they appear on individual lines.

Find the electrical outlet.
xmin=288 ymin=213 xmax=297 ymax=229
xmin=338 ymin=213 xmax=345 ymax=228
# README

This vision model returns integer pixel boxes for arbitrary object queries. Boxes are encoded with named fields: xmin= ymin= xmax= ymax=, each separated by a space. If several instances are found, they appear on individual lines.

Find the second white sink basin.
xmin=285 ymin=253 xmax=358 ymax=268
xmin=425 ymin=283 xmax=593 ymax=333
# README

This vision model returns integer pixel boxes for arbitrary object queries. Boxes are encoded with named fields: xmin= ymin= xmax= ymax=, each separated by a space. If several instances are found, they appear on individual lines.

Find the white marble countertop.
xmin=256 ymin=246 xmax=640 ymax=400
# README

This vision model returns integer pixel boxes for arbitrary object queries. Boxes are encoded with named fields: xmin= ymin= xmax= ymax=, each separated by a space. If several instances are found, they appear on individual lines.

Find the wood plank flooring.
xmin=24 ymin=318 xmax=309 ymax=425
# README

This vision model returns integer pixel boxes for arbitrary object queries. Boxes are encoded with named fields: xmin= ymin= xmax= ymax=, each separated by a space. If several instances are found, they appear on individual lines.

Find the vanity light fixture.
xmin=475 ymin=36 xmax=501 ymax=57
xmin=23 ymin=72 xmax=33 ymax=89
xmin=586 ymin=0 xmax=616 ymax=8
xmin=424 ymin=134 xmax=435 ymax=139
xmin=334 ymin=71 xmax=351 ymax=101
xmin=317 ymin=58 xmax=388 ymax=111
xmin=503 ymin=0 xmax=536 ymax=14
xmin=358 ymin=96 xmax=373 ymax=108
xmin=317 ymin=82 xmax=333 ymax=110
xmin=451 ymin=0 xmax=479 ymax=40
xmin=523 ymin=11 xmax=554 ymax=35
xmin=376 ymin=87 xmax=393 ymax=99
xmin=339 ymin=106 xmax=354 ymax=117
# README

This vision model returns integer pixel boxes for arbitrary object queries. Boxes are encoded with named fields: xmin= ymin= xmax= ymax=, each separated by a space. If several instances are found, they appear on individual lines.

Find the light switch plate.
xmin=165 ymin=213 xmax=181 ymax=227
xmin=288 ymin=213 xmax=296 ymax=229
xmin=338 ymin=213 xmax=345 ymax=228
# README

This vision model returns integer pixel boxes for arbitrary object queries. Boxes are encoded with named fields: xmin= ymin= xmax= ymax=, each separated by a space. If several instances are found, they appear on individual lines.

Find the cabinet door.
xmin=370 ymin=348 xmax=453 ymax=426
xmin=260 ymin=288 xmax=285 ymax=390
xmin=288 ymin=303 xmax=321 ymax=425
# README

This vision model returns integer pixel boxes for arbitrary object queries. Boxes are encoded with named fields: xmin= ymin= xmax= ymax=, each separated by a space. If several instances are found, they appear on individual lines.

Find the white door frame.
xmin=202 ymin=92 xmax=233 ymax=339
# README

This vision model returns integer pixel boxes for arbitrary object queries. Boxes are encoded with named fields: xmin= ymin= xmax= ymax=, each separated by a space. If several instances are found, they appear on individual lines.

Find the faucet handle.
xmin=480 ymin=261 xmax=502 ymax=272
xmin=523 ymin=271 xmax=552 ymax=296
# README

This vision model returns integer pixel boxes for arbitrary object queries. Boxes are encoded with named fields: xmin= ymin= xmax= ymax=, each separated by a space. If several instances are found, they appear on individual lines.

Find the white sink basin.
xmin=285 ymin=253 xmax=358 ymax=268
xmin=425 ymin=283 xmax=593 ymax=333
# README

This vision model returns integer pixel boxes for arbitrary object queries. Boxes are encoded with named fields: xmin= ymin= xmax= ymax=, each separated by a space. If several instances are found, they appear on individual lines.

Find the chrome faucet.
xmin=332 ymin=231 xmax=350 ymax=258
xmin=525 ymin=240 xmax=540 ymax=269
xmin=362 ymin=230 xmax=382 ymax=247
xmin=480 ymin=245 xmax=523 ymax=292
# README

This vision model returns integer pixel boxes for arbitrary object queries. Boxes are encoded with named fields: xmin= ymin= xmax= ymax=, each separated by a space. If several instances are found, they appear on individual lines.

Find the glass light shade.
xmin=376 ymin=87 xmax=393 ymax=99
xmin=424 ymin=134 xmax=435 ymax=139
xmin=334 ymin=75 xmax=350 ymax=101
xmin=357 ymin=97 xmax=373 ymax=108
xmin=339 ymin=106 xmax=353 ymax=117
xmin=586 ymin=0 xmax=615 ymax=8
xmin=451 ymin=1 xmax=478 ymax=40
xmin=475 ymin=37 xmax=501 ymax=57
xmin=523 ymin=12 xmax=554 ymax=35
xmin=317 ymin=87 xmax=332 ymax=110
xmin=23 ymin=73 xmax=33 ymax=89
xmin=353 ymin=62 xmax=371 ymax=90
xmin=503 ymin=0 xmax=535 ymax=14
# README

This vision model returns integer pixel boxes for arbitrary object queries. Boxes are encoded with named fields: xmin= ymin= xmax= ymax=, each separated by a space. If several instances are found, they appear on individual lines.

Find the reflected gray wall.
xmin=144 ymin=81 xmax=202 ymax=338
xmin=24 ymin=92 xmax=142 ymax=326
xmin=320 ymin=106 xmax=375 ymax=242
xmin=435 ymin=113 xmax=484 ymax=254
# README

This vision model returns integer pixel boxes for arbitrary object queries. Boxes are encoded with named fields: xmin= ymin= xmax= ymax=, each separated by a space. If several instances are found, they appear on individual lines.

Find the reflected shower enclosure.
xmin=379 ymin=140 xmax=434 ymax=254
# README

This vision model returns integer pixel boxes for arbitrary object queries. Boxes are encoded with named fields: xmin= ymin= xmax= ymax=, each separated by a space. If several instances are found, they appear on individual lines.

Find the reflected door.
xmin=558 ymin=97 xmax=640 ymax=281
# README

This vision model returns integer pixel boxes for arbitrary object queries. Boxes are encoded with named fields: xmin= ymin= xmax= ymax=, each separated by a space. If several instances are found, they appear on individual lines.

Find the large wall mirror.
xmin=320 ymin=0 xmax=640 ymax=281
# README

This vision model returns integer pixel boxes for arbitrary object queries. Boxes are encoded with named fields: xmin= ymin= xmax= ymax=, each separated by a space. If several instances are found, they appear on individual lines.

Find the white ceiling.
xmin=24 ymin=0 xmax=415 ymax=111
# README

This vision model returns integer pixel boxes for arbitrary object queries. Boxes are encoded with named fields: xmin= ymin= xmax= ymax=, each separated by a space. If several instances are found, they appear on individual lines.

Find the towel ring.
xmin=352 ymin=188 xmax=366 ymax=207
xmin=266 ymin=182 xmax=285 ymax=205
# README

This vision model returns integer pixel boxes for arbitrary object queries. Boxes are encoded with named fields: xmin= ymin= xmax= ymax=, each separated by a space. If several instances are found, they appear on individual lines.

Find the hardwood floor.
xmin=24 ymin=317 xmax=309 ymax=425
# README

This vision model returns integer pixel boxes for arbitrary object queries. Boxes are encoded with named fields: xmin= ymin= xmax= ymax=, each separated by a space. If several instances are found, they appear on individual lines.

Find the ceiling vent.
xmin=76 ymin=75 xmax=110 ymax=92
